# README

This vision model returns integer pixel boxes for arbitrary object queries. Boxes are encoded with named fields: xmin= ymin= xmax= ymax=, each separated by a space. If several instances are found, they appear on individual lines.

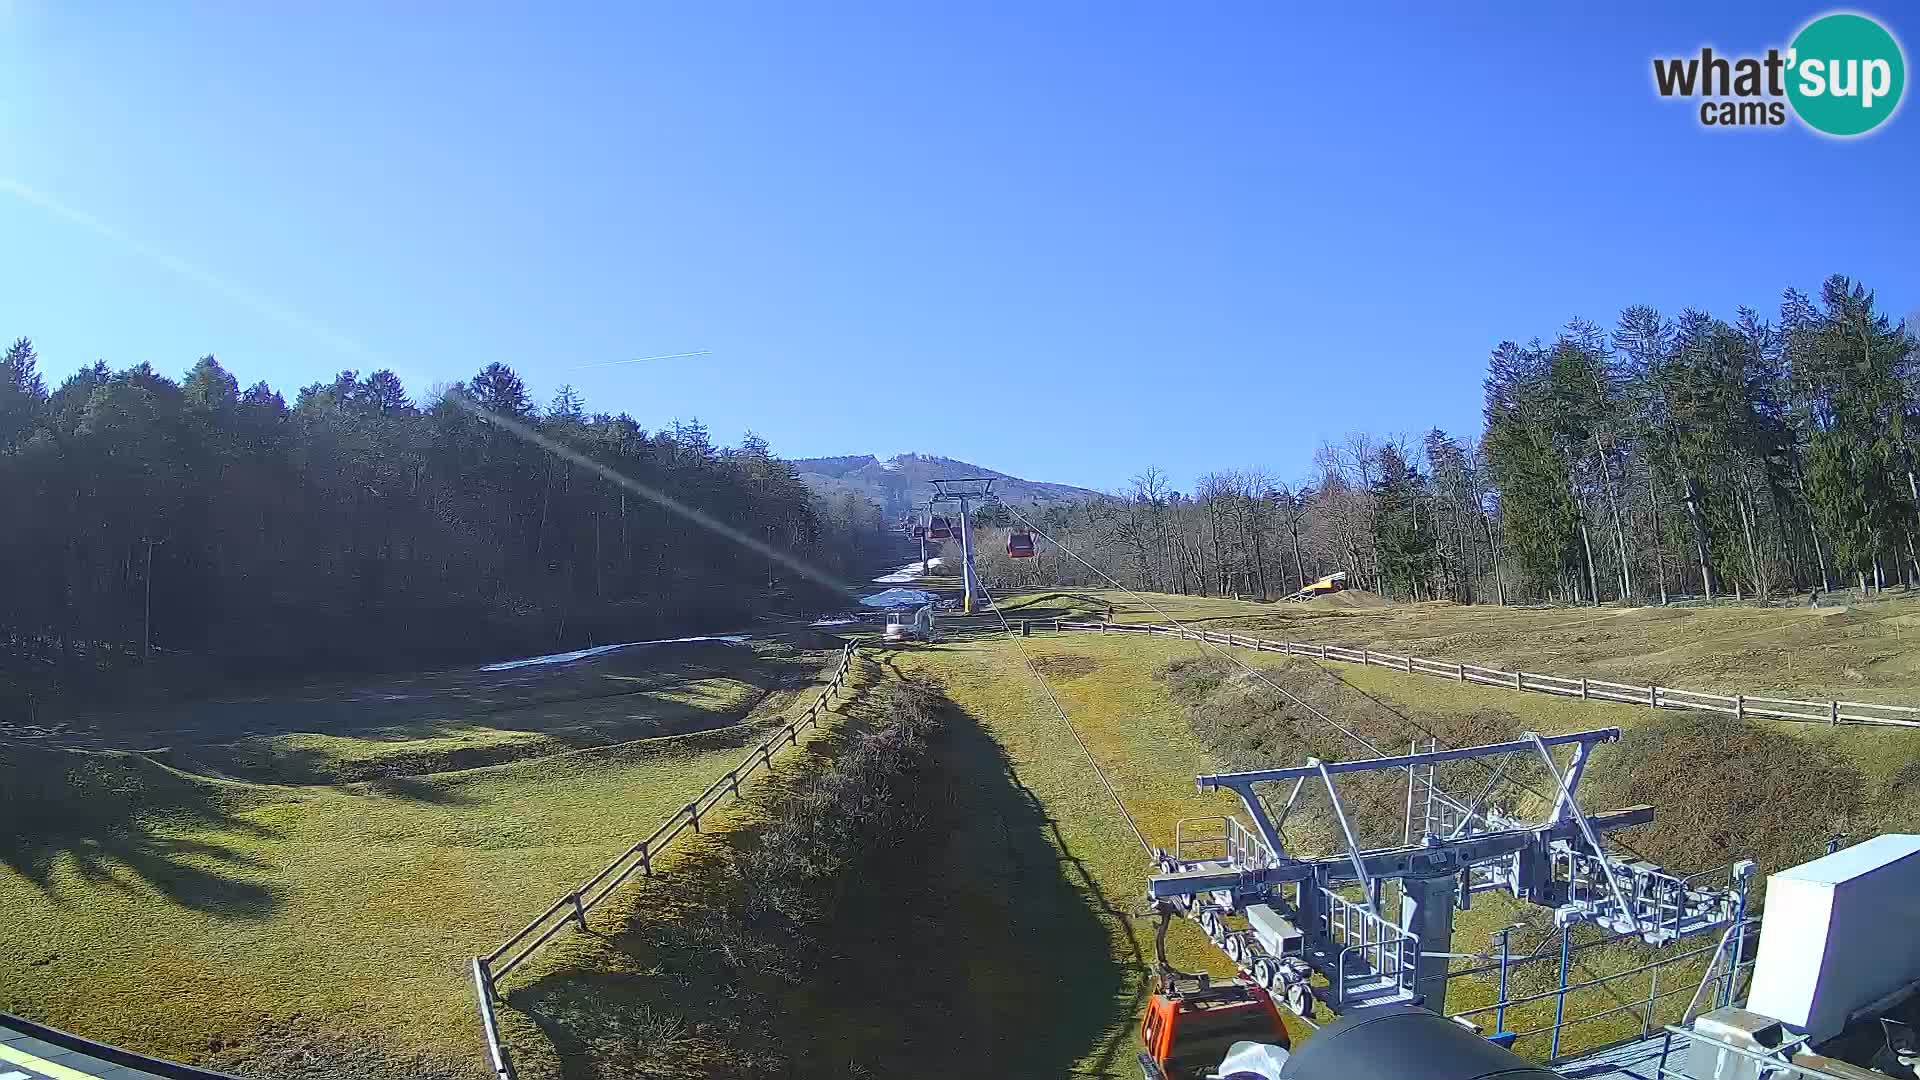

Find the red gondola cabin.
xmin=928 ymin=515 xmax=953 ymax=539
xmin=1139 ymin=981 xmax=1287 ymax=1079
xmin=1007 ymin=531 xmax=1035 ymax=558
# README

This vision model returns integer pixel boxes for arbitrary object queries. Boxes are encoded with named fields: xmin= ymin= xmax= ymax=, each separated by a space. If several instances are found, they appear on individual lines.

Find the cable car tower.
xmin=927 ymin=477 xmax=994 ymax=613
xmin=1148 ymin=726 xmax=1754 ymax=1022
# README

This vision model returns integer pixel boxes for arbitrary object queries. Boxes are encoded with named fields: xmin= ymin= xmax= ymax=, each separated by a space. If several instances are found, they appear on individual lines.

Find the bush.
xmin=1585 ymin=711 xmax=1864 ymax=875
xmin=1153 ymin=656 xmax=1533 ymax=851
xmin=739 ymin=673 xmax=947 ymax=925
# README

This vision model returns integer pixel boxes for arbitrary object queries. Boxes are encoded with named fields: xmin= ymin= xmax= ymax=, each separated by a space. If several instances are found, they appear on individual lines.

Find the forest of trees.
xmin=5 ymin=273 xmax=1914 ymax=709
xmin=0 ymin=348 xmax=893 ymax=706
xmin=974 ymin=276 xmax=1920 ymax=607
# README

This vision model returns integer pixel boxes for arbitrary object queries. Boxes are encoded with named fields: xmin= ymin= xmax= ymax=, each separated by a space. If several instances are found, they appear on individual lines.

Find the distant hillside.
xmin=791 ymin=453 xmax=1102 ymax=516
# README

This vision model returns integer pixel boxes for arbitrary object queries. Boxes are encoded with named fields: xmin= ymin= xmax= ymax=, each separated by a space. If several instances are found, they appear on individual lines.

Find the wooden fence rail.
xmin=470 ymin=641 xmax=861 ymax=1080
xmin=1051 ymin=621 xmax=1918 ymax=731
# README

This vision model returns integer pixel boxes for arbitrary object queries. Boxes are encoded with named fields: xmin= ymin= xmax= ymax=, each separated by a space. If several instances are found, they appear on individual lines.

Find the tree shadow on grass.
xmin=1 ymin=745 xmax=282 ymax=919
xmin=135 ymin=645 xmax=849 ymax=797
xmin=502 ymin=680 xmax=1127 ymax=1079
xmin=348 ymin=773 xmax=481 ymax=805
xmin=56 ymin=638 xmax=823 ymax=764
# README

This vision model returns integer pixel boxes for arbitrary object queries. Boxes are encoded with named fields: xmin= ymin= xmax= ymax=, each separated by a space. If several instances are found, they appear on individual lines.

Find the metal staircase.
xmin=1316 ymin=888 xmax=1421 ymax=1009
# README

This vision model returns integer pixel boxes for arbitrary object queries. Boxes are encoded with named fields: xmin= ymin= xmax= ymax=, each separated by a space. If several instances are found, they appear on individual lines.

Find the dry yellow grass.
xmin=998 ymin=588 xmax=1920 ymax=702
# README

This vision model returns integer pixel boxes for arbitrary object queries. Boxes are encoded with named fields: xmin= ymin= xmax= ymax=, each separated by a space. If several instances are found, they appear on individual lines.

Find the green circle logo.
xmin=1787 ymin=12 xmax=1906 ymax=136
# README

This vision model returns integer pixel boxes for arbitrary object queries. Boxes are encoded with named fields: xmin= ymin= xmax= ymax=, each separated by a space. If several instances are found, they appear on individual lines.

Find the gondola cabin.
xmin=1138 ymin=981 xmax=1288 ymax=1080
xmin=1007 ymin=531 xmax=1036 ymax=558
xmin=928 ymin=515 xmax=953 ymax=539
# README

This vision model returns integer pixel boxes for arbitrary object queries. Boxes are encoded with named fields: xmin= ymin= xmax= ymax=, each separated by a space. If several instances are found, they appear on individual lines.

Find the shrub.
xmin=739 ymin=673 xmax=947 ymax=926
xmin=1154 ymin=655 xmax=1533 ymax=851
xmin=1585 ymin=711 xmax=1864 ymax=875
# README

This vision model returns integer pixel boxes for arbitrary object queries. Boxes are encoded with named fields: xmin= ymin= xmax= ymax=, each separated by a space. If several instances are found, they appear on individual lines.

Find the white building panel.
xmin=1745 ymin=834 xmax=1920 ymax=1043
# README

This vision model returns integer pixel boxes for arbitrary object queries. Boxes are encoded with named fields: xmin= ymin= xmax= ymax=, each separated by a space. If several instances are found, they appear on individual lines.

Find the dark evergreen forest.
xmin=0 ymin=351 xmax=892 ymax=711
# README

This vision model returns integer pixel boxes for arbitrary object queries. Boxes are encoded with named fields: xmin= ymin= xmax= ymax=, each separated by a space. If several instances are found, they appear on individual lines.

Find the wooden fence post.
xmin=687 ymin=802 xmax=701 ymax=833
xmin=1405 ymin=655 xmax=1414 ymax=674
xmin=640 ymin=845 xmax=653 ymax=877
xmin=1830 ymin=700 xmax=1839 ymax=726
xmin=1363 ymin=649 xmax=1373 ymax=667
xmin=1734 ymin=694 xmax=1744 ymax=720
xmin=1284 ymin=640 xmax=1293 ymax=656
xmin=1649 ymin=685 xmax=1659 ymax=708
xmin=1319 ymin=644 xmax=1327 ymax=660
xmin=1514 ymin=671 xmax=1524 ymax=691
xmin=1456 ymin=663 xmax=1464 ymax=682
xmin=1580 ymin=677 xmax=1589 ymax=700
xmin=571 ymin=890 xmax=587 ymax=929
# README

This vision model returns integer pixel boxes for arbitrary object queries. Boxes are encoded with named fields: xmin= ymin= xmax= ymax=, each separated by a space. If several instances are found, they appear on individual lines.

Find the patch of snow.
xmin=859 ymin=587 xmax=938 ymax=609
xmin=872 ymin=556 xmax=941 ymax=584
xmin=810 ymin=617 xmax=859 ymax=627
xmin=481 ymin=635 xmax=749 ymax=672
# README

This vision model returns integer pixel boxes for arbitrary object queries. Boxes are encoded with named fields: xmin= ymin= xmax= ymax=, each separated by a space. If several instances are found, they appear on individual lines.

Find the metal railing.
xmin=1649 ymin=1024 xmax=1847 ymax=1080
xmin=1320 ymin=887 xmax=1420 ymax=1007
xmin=469 ymin=641 xmax=861 ymax=1080
xmin=1552 ymin=851 xmax=1742 ymax=944
xmin=1448 ymin=918 xmax=1758 ymax=1063
xmin=1172 ymin=814 xmax=1280 ymax=870
xmin=1049 ymin=620 xmax=1919 ymax=729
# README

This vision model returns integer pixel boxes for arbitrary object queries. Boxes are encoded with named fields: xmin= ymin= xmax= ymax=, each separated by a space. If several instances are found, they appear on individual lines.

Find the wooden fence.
xmin=469 ymin=640 xmax=861 ymax=1080
xmin=1050 ymin=621 xmax=1920 ymax=730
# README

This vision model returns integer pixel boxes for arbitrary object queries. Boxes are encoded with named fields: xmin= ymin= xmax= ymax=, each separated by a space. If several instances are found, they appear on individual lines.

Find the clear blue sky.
xmin=2 ymin=2 xmax=1914 ymax=492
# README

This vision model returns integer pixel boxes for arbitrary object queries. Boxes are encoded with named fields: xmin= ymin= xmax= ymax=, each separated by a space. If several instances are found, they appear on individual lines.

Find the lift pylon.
xmin=1147 ymin=727 xmax=1753 ymax=1018
xmin=928 ymin=477 xmax=994 ymax=613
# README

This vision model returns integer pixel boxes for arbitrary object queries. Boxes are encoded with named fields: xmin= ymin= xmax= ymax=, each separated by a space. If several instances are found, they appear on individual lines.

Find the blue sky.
xmin=2 ymin=2 xmax=1914 ymax=492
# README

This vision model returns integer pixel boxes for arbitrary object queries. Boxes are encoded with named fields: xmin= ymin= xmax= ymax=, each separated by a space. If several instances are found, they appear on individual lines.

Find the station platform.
xmin=1 ymin=1014 xmax=237 ymax=1080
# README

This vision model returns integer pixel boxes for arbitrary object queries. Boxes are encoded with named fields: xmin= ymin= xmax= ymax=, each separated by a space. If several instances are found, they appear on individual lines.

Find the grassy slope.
xmin=891 ymin=632 xmax=1285 ymax=1072
xmin=0 ymin=637 xmax=847 ymax=1076
xmin=494 ymin=654 xmax=1140 ymax=1080
xmin=996 ymin=589 xmax=1920 ymax=701
xmin=7 ymin=577 xmax=1914 ymax=1075
xmin=908 ymin=589 xmax=1920 ymax=1066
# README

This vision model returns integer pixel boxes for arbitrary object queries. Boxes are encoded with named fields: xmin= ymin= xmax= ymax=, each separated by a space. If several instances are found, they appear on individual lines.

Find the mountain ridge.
xmin=790 ymin=452 xmax=1102 ymax=516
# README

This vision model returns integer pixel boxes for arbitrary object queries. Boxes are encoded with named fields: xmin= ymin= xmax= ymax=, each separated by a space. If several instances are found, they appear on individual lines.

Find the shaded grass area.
xmin=26 ymin=636 xmax=832 ymax=758
xmin=159 ymin=671 xmax=770 ymax=786
xmin=995 ymin=588 xmax=1920 ymax=702
xmin=892 ymin=634 xmax=1262 ymax=1070
xmin=497 ymin=659 xmax=1126 ymax=1079
xmin=0 ymin=636 xmax=849 ymax=1078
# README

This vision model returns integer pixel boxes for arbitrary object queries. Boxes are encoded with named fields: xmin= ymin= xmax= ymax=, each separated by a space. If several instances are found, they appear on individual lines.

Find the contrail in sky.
xmin=572 ymin=349 xmax=710 ymax=371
